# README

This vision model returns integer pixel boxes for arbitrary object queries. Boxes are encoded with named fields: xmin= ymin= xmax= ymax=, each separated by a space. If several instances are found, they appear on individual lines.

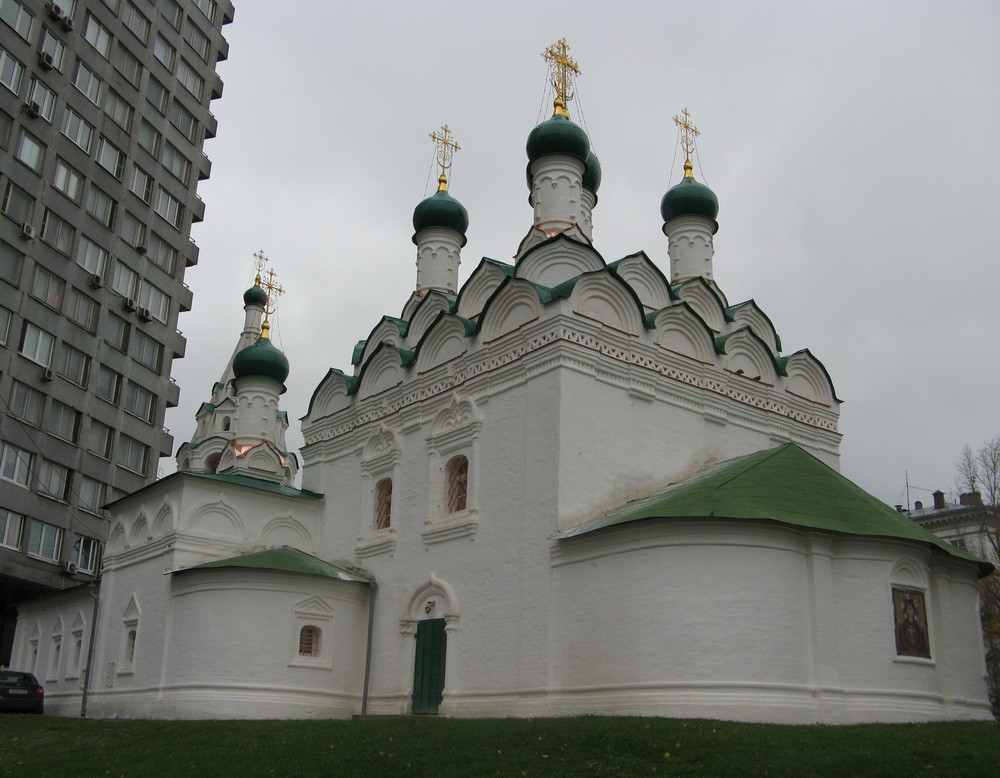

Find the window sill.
xmin=356 ymin=527 xmax=397 ymax=558
xmin=422 ymin=509 xmax=478 ymax=545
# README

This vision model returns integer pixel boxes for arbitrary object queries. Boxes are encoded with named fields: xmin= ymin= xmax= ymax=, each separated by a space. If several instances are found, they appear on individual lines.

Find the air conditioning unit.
xmin=89 ymin=273 xmax=103 ymax=289
xmin=38 ymin=52 xmax=54 ymax=70
xmin=138 ymin=307 xmax=152 ymax=322
xmin=40 ymin=368 xmax=54 ymax=382
xmin=22 ymin=101 xmax=40 ymax=118
xmin=19 ymin=222 xmax=35 ymax=239
xmin=46 ymin=2 xmax=65 ymax=21
xmin=60 ymin=16 xmax=74 ymax=31
xmin=62 ymin=560 xmax=79 ymax=575
xmin=123 ymin=297 xmax=137 ymax=312
xmin=135 ymin=245 xmax=147 ymax=255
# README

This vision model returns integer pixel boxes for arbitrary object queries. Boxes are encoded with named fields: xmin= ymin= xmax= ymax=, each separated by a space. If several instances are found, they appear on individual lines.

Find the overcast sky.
xmin=164 ymin=0 xmax=1000 ymax=509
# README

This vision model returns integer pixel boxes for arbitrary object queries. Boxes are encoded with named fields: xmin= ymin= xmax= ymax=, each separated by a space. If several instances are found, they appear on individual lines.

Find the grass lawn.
xmin=1 ymin=715 xmax=998 ymax=777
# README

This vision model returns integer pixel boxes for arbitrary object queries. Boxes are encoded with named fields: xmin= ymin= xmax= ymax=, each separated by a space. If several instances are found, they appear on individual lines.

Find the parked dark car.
xmin=0 ymin=671 xmax=44 ymax=713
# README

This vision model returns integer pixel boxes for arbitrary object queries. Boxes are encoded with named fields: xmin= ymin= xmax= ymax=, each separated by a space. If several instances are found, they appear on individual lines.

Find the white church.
xmin=13 ymin=46 xmax=993 ymax=723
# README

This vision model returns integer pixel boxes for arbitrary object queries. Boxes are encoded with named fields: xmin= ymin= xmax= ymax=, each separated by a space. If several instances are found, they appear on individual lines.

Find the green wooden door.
xmin=412 ymin=619 xmax=447 ymax=714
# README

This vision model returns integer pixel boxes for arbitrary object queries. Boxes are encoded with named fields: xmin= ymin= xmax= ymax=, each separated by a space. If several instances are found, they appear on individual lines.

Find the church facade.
xmin=12 ymin=68 xmax=993 ymax=722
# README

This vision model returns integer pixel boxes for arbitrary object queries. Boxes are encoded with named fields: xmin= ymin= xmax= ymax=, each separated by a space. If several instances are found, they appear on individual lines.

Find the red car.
xmin=0 ymin=671 xmax=44 ymax=713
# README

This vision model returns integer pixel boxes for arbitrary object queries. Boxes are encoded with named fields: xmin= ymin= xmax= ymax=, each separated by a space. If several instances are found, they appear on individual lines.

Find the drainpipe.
xmin=360 ymin=582 xmax=377 ymax=715
xmin=80 ymin=581 xmax=100 ymax=718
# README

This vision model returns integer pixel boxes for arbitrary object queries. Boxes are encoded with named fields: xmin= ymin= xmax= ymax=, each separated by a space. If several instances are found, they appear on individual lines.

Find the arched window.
xmin=298 ymin=625 xmax=321 ymax=657
xmin=446 ymin=455 xmax=468 ymax=513
xmin=222 ymin=416 xmax=231 ymax=432
xmin=125 ymin=629 xmax=137 ymax=664
xmin=375 ymin=478 xmax=392 ymax=530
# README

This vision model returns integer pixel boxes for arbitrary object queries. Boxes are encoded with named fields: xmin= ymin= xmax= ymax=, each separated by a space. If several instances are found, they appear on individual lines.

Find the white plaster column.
xmin=415 ymin=227 xmax=463 ymax=294
xmin=664 ymin=214 xmax=716 ymax=283
xmin=232 ymin=376 xmax=282 ymax=441
xmin=531 ymin=155 xmax=585 ymax=235
xmin=579 ymin=188 xmax=596 ymax=241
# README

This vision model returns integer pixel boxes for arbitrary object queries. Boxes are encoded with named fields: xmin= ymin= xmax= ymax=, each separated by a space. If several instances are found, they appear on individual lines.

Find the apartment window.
xmin=148 ymin=233 xmax=176 ymax=274
xmin=116 ymin=433 xmax=148 ymax=474
xmin=123 ymin=380 xmax=154 ymax=421
xmin=145 ymin=75 xmax=167 ymax=112
xmin=54 ymin=159 xmax=84 ymax=202
xmin=47 ymin=400 xmax=79 ymax=442
xmin=78 ymin=475 xmax=106 ymax=513
xmin=20 ymin=322 xmax=55 ymax=367
xmin=96 ymin=137 xmax=125 ymax=179
xmin=15 ymin=131 xmax=43 ymax=171
xmin=121 ymin=1 xmax=149 ymax=43
xmin=298 ymin=626 xmax=320 ymax=657
xmin=0 ymin=509 xmax=23 ymax=550
xmin=177 ymin=59 xmax=203 ymax=100
xmin=112 ymin=43 xmax=141 ymax=87
xmin=102 ymin=0 xmax=120 ymax=12
xmin=104 ymin=88 xmax=133 ymax=131
xmin=193 ymin=0 xmax=216 ymax=22
xmin=66 ymin=287 xmax=98 ymax=331
xmin=168 ymin=100 xmax=196 ymax=140
xmin=95 ymin=364 xmax=122 ymax=403
xmin=0 ymin=47 xmax=24 ymax=94
xmin=61 ymin=107 xmax=94 ymax=152
xmin=163 ymin=0 xmax=182 ymax=30
xmin=85 ymin=185 xmax=115 ymax=227
xmin=0 ymin=305 xmax=10 ymax=344
xmin=41 ymin=209 xmax=74 ymax=255
xmin=73 ymin=61 xmax=103 ymax=104
xmin=75 ymin=235 xmax=108 ymax=275
xmin=130 ymin=330 xmax=162 ymax=371
xmin=30 ymin=264 xmax=65 ymax=309
xmin=128 ymin=166 xmax=153 ymax=203
xmin=0 ymin=109 xmax=11 ymax=147
xmin=446 ymin=455 xmax=469 ymax=513
xmin=111 ymin=259 xmax=138 ymax=297
xmin=162 ymin=142 xmax=190 ymax=183
xmin=375 ymin=478 xmax=392 ymax=530
xmin=0 ymin=0 xmax=33 ymax=40
xmin=138 ymin=280 xmax=169 ymax=322
xmin=182 ymin=18 xmax=209 ymax=60
xmin=137 ymin=119 xmax=160 ymax=155
xmin=87 ymin=420 xmax=113 ymax=459
xmin=0 ymin=241 xmax=22 ymax=282
xmin=0 ymin=441 xmax=32 ymax=487
xmin=39 ymin=30 xmax=65 ymax=71
xmin=26 ymin=78 xmax=56 ymax=122
xmin=59 ymin=343 xmax=90 ymax=386
xmin=2 ymin=181 xmax=33 ymax=223
xmin=106 ymin=313 xmax=129 ymax=351
xmin=8 ymin=380 xmax=44 ymax=425
xmin=121 ymin=211 xmax=146 ymax=248
xmin=154 ymin=187 xmax=182 ymax=229
xmin=35 ymin=458 xmax=70 ymax=501
xmin=71 ymin=535 xmax=100 ymax=573
xmin=26 ymin=520 xmax=62 ymax=562
xmin=83 ymin=14 xmax=112 ymax=58
xmin=152 ymin=35 xmax=175 ymax=69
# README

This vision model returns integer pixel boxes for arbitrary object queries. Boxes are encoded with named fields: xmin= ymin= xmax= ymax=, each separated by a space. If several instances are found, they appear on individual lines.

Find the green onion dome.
xmin=412 ymin=177 xmax=469 ymax=246
xmin=660 ymin=162 xmax=719 ymax=229
xmin=582 ymin=150 xmax=602 ymax=193
xmin=243 ymin=283 xmax=268 ymax=307
xmin=526 ymin=101 xmax=591 ymax=164
xmin=232 ymin=323 xmax=289 ymax=387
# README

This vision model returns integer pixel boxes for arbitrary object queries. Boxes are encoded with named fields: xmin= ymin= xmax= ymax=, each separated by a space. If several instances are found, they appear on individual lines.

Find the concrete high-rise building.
xmin=0 ymin=0 xmax=233 ymax=663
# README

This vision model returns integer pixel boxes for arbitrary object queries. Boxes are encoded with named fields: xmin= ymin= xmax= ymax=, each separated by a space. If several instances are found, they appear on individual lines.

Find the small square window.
xmin=31 ymin=264 xmax=65 ymax=309
xmin=41 ymin=209 xmax=74 ymax=255
xmin=20 ymin=322 xmax=55 ymax=367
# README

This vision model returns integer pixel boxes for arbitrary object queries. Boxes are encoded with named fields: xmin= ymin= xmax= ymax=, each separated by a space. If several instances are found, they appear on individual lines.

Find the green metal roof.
xmin=183 ymin=471 xmax=323 ymax=500
xmin=552 ymin=443 xmax=991 ymax=575
xmin=175 ymin=546 xmax=369 ymax=582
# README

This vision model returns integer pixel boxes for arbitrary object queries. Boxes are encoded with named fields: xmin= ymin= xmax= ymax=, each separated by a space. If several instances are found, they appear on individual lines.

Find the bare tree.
xmin=956 ymin=435 xmax=1000 ymax=717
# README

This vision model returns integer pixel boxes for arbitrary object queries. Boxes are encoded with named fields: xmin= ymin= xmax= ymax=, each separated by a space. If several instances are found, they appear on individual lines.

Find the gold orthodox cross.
xmin=429 ymin=125 xmax=460 ymax=189
xmin=542 ymin=39 xmax=580 ymax=117
xmin=260 ymin=266 xmax=284 ymax=324
xmin=673 ymin=108 xmax=700 ymax=168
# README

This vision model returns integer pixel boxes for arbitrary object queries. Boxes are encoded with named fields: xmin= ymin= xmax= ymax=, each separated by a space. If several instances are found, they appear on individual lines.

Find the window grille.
xmin=446 ymin=456 xmax=468 ymax=513
xmin=298 ymin=625 xmax=320 ymax=657
xmin=375 ymin=478 xmax=392 ymax=530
